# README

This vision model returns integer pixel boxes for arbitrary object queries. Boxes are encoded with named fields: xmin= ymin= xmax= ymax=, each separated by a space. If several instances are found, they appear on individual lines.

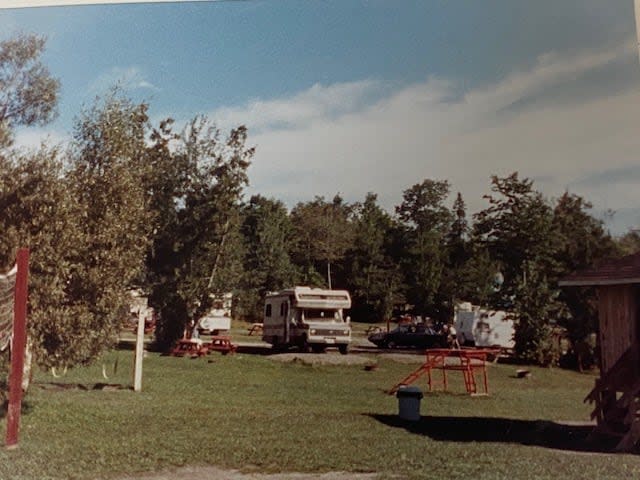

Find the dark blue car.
xmin=368 ymin=323 xmax=448 ymax=349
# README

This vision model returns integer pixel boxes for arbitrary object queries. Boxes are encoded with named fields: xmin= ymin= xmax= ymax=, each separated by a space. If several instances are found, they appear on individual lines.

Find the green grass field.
xmin=1 ymin=336 xmax=639 ymax=480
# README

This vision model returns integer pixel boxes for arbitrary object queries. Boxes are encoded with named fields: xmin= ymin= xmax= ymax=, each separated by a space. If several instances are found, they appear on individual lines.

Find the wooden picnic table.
xmin=170 ymin=338 xmax=209 ymax=357
xmin=208 ymin=335 xmax=237 ymax=355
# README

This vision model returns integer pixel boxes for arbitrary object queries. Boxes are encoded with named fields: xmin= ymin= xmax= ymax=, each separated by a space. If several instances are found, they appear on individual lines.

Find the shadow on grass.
xmin=1 ymin=399 xmax=35 ymax=419
xmin=368 ymin=414 xmax=619 ymax=453
xmin=30 ymin=382 xmax=132 ymax=393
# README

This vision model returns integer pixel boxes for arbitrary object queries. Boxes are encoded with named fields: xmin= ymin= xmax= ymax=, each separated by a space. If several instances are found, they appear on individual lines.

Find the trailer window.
xmin=280 ymin=302 xmax=288 ymax=317
xmin=265 ymin=304 xmax=272 ymax=317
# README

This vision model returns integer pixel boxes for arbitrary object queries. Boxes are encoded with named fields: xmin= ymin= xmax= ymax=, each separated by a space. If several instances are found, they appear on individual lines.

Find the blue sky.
xmin=2 ymin=0 xmax=640 ymax=234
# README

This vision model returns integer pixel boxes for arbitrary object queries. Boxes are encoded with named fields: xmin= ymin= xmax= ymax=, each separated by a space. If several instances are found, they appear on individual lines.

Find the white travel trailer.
xmin=262 ymin=286 xmax=352 ymax=354
xmin=454 ymin=305 xmax=515 ymax=350
xmin=197 ymin=293 xmax=232 ymax=335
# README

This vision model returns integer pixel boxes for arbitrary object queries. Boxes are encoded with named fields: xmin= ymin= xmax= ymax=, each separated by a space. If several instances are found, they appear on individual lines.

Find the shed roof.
xmin=559 ymin=252 xmax=640 ymax=287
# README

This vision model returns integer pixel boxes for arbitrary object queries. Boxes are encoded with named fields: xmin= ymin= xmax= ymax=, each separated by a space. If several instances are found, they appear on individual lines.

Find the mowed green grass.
xmin=1 ymin=347 xmax=639 ymax=480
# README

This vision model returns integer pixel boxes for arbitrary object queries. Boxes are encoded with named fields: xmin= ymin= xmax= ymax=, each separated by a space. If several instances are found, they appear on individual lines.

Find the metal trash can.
xmin=396 ymin=385 xmax=423 ymax=421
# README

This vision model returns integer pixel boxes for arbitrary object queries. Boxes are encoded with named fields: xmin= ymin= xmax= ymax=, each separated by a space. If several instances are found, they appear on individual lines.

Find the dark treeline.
xmin=0 ymin=34 xmax=637 ymax=369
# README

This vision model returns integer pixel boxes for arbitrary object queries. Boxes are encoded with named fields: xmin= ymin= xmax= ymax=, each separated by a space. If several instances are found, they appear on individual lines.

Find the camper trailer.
xmin=262 ymin=286 xmax=352 ymax=354
xmin=454 ymin=305 xmax=515 ymax=350
xmin=197 ymin=293 xmax=232 ymax=335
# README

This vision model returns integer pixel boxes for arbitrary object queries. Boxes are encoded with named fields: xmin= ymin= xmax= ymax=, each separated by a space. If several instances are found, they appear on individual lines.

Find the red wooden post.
xmin=5 ymin=248 xmax=29 ymax=449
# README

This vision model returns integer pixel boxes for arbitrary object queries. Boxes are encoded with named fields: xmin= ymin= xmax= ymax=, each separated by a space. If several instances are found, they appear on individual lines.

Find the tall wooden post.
xmin=133 ymin=315 xmax=144 ymax=392
xmin=5 ymin=248 xmax=29 ymax=449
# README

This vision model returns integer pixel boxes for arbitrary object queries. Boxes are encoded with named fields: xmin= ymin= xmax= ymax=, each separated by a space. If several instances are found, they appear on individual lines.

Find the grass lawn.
xmin=1 ymin=343 xmax=639 ymax=480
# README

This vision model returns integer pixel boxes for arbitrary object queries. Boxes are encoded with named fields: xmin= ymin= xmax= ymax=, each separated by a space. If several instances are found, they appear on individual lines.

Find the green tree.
xmin=147 ymin=117 xmax=253 ymax=348
xmin=454 ymin=244 xmax=500 ymax=306
xmin=552 ymin=192 xmax=619 ymax=343
xmin=63 ymin=93 xmax=152 ymax=367
xmin=0 ymin=147 xmax=85 ymax=369
xmin=0 ymin=33 xmax=60 ymax=148
xmin=618 ymin=229 xmax=640 ymax=255
xmin=473 ymin=172 xmax=558 ymax=305
xmin=345 ymin=193 xmax=403 ymax=322
xmin=289 ymin=195 xmax=353 ymax=289
xmin=473 ymin=173 xmax=562 ymax=363
xmin=395 ymin=179 xmax=452 ymax=319
xmin=237 ymin=195 xmax=299 ymax=320
xmin=441 ymin=192 xmax=470 ymax=306
xmin=511 ymin=261 xmax=560 ymax=366
xmin=446 ymin=192 xmax=469 ymax=267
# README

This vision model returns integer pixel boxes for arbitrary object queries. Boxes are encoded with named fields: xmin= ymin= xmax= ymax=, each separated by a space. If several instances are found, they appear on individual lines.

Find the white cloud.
xmin=213 ymin=80 xmax=381 ymax=133
xmin=13 ymin=127 xmax=69 ymax=152
xmin=13 ymin=36 xmax=640 ymax=233
xmin=88 ymin=66 xmax=159 ymax=95
xmin=202 ymin=37 xmax=640 ymax=233
xmin=463 ymin=41 xmax=636 ymax=115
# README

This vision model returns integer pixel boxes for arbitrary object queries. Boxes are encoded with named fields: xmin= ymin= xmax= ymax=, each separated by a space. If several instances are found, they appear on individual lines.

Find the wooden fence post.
xmin=5 ymin=248 xmax=29 ymax=449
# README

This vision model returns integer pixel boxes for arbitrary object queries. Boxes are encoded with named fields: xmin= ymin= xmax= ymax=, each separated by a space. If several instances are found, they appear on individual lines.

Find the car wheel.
xmin=338 ymin=344 xmax=349 ymax=355
xmin=387 ymin=340 xmax=396 ymax=349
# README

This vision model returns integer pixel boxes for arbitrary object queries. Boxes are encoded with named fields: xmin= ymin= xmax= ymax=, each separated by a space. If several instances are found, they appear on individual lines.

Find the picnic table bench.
xmin=208 ymin=335 xmax=237 ymax=355
xmin=170 ymin=339 xmax=209 ymax=357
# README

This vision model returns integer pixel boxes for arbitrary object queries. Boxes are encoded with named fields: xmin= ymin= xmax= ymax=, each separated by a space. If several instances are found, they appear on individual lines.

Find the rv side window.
xmin=265 ymin=304 xmax=272 ymax=317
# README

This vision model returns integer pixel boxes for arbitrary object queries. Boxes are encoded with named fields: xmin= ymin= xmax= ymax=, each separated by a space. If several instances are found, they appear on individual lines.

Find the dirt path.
xmin=267 ymin=352 xmax=377 ymax=366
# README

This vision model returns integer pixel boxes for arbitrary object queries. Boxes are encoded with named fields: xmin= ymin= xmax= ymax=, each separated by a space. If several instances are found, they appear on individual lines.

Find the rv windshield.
xmin=302 ymin=309 xmax=342 ymax=322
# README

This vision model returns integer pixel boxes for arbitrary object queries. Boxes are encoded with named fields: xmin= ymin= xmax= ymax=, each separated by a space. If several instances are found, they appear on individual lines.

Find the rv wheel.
xmin=271 ymin=337 xmax=283 ymax=352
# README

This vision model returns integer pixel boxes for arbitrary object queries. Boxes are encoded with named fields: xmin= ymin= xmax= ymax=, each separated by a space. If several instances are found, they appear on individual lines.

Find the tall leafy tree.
xmin=395 ymin=179 xmax=452 ymax=319
xmin=453 ymin=243 xmax=500 ymax=306
xmin=473 ymin=172 xmax=558 ymax=305
xmin=552 ymin=192 xmax=619 ymax=342
xmin=345 ymin=193 xmax=403 ymax=322
xmin=64 ymin=93 xmax=152 ymax=366
xmin=237 ymin=195 xmax=299 ymax=320
xmin=0 ymin=147 xmax=85 ymax=369
xmin=0 ymin=33 xmax=60 ymax=148
xmin=289 ymin=195 xmax=353 ymax=289
xmin=511 ymin=261 xmax=560 ymax=366
xmin=447 ymin=192 xmax=469 ymax=266
xmin=441 ymin=192 xmax=470 ymax=305
xmin=618 ymin=230 xmax=640 ymax=256
xmin=147 ymin=117 xmax=253 ymax=348
xmin=473 ymin=173 xmax=560 ymax=363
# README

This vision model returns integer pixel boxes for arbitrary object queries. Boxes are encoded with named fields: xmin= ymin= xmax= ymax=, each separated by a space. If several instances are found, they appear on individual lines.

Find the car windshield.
xmin=302 ymin=309 xmax=342 ymax=321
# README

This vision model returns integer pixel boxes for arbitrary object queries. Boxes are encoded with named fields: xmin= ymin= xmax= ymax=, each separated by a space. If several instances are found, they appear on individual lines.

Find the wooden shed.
xmin=559 ymin=252 xmax=640 ymax=451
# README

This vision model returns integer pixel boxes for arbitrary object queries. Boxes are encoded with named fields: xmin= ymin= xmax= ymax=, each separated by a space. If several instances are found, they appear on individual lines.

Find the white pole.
xmin=133 ymin=315 xmax=145 ymax=392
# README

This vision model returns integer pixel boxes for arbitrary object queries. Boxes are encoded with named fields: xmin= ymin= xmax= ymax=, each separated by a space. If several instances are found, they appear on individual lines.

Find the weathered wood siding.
xmin=598 ymin=285 xmax=638 ymax=375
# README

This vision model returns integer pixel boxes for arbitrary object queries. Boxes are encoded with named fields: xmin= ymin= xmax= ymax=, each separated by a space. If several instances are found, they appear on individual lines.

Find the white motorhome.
xmin=454 ymin=304 xmax=515 ymax=350
xmin=262 ymin=286 xmax=352 ymax=354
